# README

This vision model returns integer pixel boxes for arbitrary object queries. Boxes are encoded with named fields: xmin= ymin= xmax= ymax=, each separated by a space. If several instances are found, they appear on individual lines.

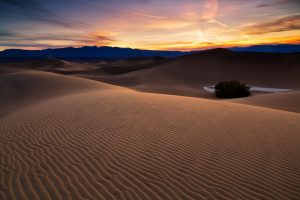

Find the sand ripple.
xmin=1 ymin=72 xmax=300 ymax=199
xmin=0 ymin=88 xmax=300 ymax=199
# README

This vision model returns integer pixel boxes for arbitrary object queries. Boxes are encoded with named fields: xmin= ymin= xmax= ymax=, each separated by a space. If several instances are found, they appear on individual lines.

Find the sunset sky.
xmin=0 ymin=0 xmax=300 ymax=51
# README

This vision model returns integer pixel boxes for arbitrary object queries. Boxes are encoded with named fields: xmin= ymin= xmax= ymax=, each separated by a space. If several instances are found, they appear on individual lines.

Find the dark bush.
xmin=215 ymin=80 xmax=250 ymax=98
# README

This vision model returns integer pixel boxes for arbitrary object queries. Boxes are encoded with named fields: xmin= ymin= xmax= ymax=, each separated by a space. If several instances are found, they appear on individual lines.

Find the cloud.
xmin=242 ymin=14 xmax=300 ymax=34
xmin=255 ymin=0 xmax=300 ymax=8
xmin=207 ymin=19 xmax=228 ymax=27
xmin=0 ymin=43 xmax=62 ymax=48
xmin=0 ymin=0 xmax=88 ymax=28
xmin=83 ymin=0 xmax=165 ymax=19
xmin=91 ymin=35 xmax=116 ymax=42
xmin=0 ymin=32 xmax=117 ymax=49
xmin=0 ymin=30 xmax=17 ymax=37
xmin=201 ymin=0 xmax=219 ymax=20
xmin=255 ymin=3 xmax=270 ymax=8
xmin=201 ymin=0 xmax=228 ymax=28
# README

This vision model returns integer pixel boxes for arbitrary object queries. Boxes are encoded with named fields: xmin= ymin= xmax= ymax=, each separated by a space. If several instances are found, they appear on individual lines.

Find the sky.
xmin=0 ymin=0 xmax=300 ymax=51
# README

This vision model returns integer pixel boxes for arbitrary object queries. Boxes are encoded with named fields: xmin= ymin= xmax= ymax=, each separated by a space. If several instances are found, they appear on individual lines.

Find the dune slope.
xmin=1 ymin=71 xmax=300 ymax=200
xmin=0 ymin=70 xmax=116 ymax=117
xmin=82 ymin=50 xmax=300 ymax=98
xmin=0 ymin=58 xmax=97 ymax=74
xmin=231 ymin=91 xmax=300 ymax=113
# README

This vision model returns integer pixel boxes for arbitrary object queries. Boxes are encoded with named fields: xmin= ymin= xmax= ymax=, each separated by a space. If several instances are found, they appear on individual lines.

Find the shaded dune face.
xmin=0 ymin=58 xmax=91 ymax=69
xmin=231 ymin=91 xmax=300 ymax=113
xmin=1 ymin=71 xmax=300 ymax=200
xmin=83 ymin=50 xmax=300 ymax=98
xmin=148 ymin=50 xmax=300 ymax=87
xmin=0 ymin=70 xmax=117 ymax=117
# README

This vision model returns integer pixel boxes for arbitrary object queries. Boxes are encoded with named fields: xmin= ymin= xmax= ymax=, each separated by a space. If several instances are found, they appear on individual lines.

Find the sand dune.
xmin=1 ymin=70 xmax=300 ymax=199
xmin=49 ymin=60 xmax=97 ymax=72
xmin=0 ymin=70 xmax=116 ymax=117
xmin=77 ymin=50 xmax=300 ymax=112
xmin=79 ymin=50 xmax=300 ymax=98
xmin=230 ymin=91 xmax=300 ymax=113
xmin=1 ymin=58 xmax=97 ymax=73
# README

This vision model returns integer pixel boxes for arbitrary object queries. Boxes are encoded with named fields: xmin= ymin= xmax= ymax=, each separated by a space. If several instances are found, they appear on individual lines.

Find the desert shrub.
xmin=215 ymin=80 xmax=250 ymax=98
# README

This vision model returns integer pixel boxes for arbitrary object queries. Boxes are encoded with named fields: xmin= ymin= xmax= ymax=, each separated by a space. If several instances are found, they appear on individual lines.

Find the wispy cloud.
xmin=201 ymin=0 xmax=228 ymax=27
xmin=255 ymin=0 xmax=300 ymax=8
xmin=0 ymin=30 xmax=17 ymax=37
xmin=242 ymin=14 xmax=300 ymax=34
xmin=0 ymin=32 xmax=117 ymax=49
xmin=0 ymin=43 xmax=63 ymax=48
xmin=0 ymin=0 xmax=88 ymax=28
xmin=83 ymin=0 xmax=165 ymax=19
xmin=255 ymin=3 xmax=270 ymax=8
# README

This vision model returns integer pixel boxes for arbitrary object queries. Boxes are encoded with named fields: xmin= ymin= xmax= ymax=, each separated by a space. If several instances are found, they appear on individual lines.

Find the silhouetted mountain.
xmin=230 ymin=44 xmax=300 ymax=53
xmin=0 ymin=46 xmax=188 ymax=59
xmin=1 ymin=45 xmax=299 ymax=61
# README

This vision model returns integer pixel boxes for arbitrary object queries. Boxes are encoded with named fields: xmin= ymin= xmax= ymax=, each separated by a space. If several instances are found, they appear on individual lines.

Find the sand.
xmin=1 ymin=70 xmax=300 ymax=199
xmin=77 ymin=49 xmax=300 ymax=99
xmin=0 ymin=70 xmax=113 ymax=117
xmin=231 ymin=91 xmax=300 ymax=113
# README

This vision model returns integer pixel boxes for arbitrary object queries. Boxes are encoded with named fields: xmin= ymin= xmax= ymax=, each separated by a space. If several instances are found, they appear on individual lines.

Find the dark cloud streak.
xmin=243 ymin=14 xmax=300 ymax=34
xmin=255 ymin=0 xmax=300 ymax=8
xmin=0 ymin=43 xmax=64 ymax=48
xmin=0 ymin=32 xmax=117 ymax=49
xmin=0 ymin=30 xmax=17 ymax=37
xmin=0 ymin=0 xmax=89 ymax=28
xmin=255 ymin=4 xmax=269 ymax=8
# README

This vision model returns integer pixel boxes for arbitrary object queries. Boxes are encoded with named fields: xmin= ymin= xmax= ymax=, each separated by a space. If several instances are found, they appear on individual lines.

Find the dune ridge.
xmin=1 ymin=71 xmax=300 ymax=199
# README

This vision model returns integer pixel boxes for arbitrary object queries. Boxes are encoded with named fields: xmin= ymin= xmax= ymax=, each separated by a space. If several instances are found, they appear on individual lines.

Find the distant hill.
xmin=0 ymin=46 xmax=188 ymax=59
xmin=230 ymin=44 xmax=300 ymax=53
xmin=1 ymin=44 xmax=299 ymax=61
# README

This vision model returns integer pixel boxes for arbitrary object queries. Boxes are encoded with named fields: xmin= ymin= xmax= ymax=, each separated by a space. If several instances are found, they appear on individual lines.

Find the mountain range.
xmin=0 ymin=46 xmax=186 ymax=59
xmin=0 ymin=44 xmax=299 ymax=59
